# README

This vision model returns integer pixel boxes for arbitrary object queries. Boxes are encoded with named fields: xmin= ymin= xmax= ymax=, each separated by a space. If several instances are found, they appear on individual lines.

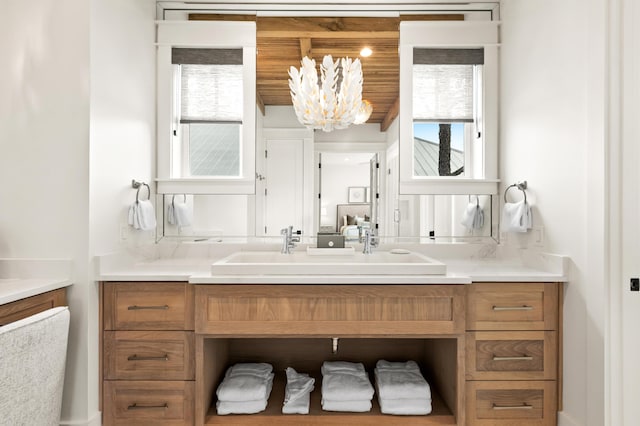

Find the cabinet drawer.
xmin=103 ymin=380 xmax=194 ymax=425
xmin=195 ymin=285 xmax=465 ymax=336
xmin=466 ymin=331 xmax=557 ymax=380
xmin=104 ymin=331 xmax=195 ymax=380
xmin=466 ymin=283 xmax=558 ymax=331
xmin=466 ymin=381 xmax=556 ymax=426
xmin=104 ymin=283 xmax=194 ymax=330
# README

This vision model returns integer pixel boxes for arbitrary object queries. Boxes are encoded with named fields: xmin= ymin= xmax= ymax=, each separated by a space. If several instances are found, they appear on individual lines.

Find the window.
xmin=399 ymin=21 xmax=499 ymax=195
xmin=412 ymin=48 xmax=484 ymax=178
xmin=156 ymin=21 xmax=256 ymax=195
xmin=173 ymin=49 xmax=243 ymax=178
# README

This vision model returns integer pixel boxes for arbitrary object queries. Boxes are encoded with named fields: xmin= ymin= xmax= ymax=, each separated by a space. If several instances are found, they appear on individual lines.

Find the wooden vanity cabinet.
xmin=99 ymin=281 xmax=561 ymax=426
xmin=465 ymin=283 xmax=561 ymax=426
xmin=101 ymin=282 xmax=195 ymax=425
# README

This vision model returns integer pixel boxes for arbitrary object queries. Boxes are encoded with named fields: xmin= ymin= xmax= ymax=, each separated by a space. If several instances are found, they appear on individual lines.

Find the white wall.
xmin=500 ymin=1 xmax=605 ymax=425
xmin=0 ymin=0 xmax=93 ymax=423
xmin=0 ymin=0 xmax=155 ymax=424
xmin=89 ymin=0 xmax=156 ymax=424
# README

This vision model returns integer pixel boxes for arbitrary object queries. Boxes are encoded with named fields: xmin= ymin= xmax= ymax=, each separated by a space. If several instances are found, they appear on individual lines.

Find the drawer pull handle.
xmin=127 ymin=403 xmax=168 ymax=410
xmin=492 ymin=403 xmax=533 ymax=410
xmin=492 ymin=355 xmax=534 ymax=361
xmin=127 ymin=305 xmax=169 ymax=311
xmin=127 ymin=354 xmax=169 ymax=361
xmin=492 ymin=305 xmax=533 ymax=311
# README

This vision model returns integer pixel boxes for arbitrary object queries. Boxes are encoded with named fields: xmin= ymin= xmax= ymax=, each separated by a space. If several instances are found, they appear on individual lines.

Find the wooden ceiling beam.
xmin=380 ymin=97 xmax=400 ymax=132
xmin=299 ymin=38 xmax=312 ymax=59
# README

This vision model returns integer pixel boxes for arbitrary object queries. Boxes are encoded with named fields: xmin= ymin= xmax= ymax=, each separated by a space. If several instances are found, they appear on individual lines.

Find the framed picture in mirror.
xmin=348 ymin=187 xmax=367 ymax=203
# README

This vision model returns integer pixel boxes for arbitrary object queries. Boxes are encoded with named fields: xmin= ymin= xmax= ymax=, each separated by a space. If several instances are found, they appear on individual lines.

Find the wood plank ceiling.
xmin=190 ymin=15 xmax=463 ymax=132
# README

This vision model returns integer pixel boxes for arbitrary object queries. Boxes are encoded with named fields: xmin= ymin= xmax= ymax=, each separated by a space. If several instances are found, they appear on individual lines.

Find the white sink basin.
xmin=211 ymin=250 xmax=446 ymax=275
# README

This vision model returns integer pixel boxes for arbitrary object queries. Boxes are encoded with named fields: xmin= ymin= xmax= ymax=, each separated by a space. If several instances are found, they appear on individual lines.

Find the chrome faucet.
xmin=280 ymin=226 xmax=301 ymax=254
xmin=361 ymin=229 xmax=378 ymax=254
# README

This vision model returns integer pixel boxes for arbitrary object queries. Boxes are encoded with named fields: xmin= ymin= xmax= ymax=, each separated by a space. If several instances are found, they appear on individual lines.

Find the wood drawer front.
xmin=104 ymin=283 xmax=194 ymax=331
xmin=0 ymin=288 xmax=67 ymax=326
xmin=195 ymin=285 xmax=465 ymax=336
xmin=466 ymin=331 xmax=557 ymax=380
xmin=104 ymin=331 xmax=195 ymax=381
xmin=103 ymin=380 xmax=194 ymax=425
xmin=466 ymin=381 xmax=557 ymax=426
xmin=467 ymin=283 xmax=558 ymax=331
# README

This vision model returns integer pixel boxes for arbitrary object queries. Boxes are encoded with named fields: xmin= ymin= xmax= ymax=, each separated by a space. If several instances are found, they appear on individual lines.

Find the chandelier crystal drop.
xmin=288 ymin=55 xmax=372 ymax=132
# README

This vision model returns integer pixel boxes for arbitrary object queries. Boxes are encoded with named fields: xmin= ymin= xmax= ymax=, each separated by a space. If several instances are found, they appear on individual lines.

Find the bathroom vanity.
xmin=99 ymin=257 xmax=563 ymax=426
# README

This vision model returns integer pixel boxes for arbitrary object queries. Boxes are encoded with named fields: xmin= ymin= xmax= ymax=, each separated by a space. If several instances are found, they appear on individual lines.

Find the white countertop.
xmin=0 ymin=259 xmax=73 ymax=305
xmin=96 ymin=244 xmax=569 ymax=284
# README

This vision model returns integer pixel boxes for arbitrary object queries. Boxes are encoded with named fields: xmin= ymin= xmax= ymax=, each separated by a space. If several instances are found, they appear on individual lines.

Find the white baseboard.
xmin=558 ymin=411 xmax=582 ymax=426
xmin=59 ymin=411 xmax=101 ymax=426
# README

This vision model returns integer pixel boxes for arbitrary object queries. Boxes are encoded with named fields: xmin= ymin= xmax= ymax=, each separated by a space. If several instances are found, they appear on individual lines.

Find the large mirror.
xmin=157 ymin=8 xmax=499 ymax=242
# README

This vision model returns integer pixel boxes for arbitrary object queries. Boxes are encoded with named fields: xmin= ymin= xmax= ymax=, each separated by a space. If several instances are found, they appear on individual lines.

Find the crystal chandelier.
xmin=288 ymin=55 xmax=373 ymax=132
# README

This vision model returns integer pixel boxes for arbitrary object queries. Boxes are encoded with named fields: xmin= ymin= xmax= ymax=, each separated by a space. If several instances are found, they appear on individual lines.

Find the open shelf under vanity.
xmin=198 ymin=337 xmax=461 ymax=425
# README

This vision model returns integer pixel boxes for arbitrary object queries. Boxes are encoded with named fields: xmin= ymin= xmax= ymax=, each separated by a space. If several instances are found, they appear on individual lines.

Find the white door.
xmin=264 ymin=139 xmax=304 ymax=236
xmin=621 ymin=1 xmax=640 ymax=422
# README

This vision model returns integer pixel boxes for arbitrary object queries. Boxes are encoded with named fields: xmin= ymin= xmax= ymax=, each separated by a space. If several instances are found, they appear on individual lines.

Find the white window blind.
xmin=180 ymin=64 xmax=243 ymax=122
xmin=172 ymin=48 xmax=243 ymax=122
xmin=413 ymin=64 xmax=474 ymax=121
xmin=412 ymin=48 xmax=483 ymax=122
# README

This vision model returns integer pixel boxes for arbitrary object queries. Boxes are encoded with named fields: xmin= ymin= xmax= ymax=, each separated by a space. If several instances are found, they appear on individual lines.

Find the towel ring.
xmin=504 ymin=182 xmax=527 ymax=204
xmin=171 ymin=194 xmax=187 ymax=207
xmin=135 ymin=183 xmax=151 ymax=203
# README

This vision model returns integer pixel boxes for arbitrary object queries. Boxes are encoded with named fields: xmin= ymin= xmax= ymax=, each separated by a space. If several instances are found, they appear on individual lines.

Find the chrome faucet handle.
xmin=362 ymin=229 xmax=378 ymax=254
xmin=281 ymin=226 xmax=300 ymax=254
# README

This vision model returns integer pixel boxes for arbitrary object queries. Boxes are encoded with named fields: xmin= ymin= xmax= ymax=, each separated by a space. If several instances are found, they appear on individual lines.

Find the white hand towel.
xmin=378 ymin=397 xmax=432 ymax=415
xmin=133 ymin=200 xmax=157 ymax=231
xmin=284 ymin=367 xmax=315 ymax=404
xmin=321 ymin=399 xmax=372 ymax=413
xmin=374 ymin=368 xmax=431 ymax=401
xmin=167 ymin=202 xmax=176 ymax=225
xmin=282 ymin=393 xmax=311 ymax=414
xmin=128 ymin=203 xmax=140 ymax=229
xmin=501 ymin=201 xmax=532 ymax=233
xmin=216 ymin=399 xmax=268 ymax=415
xmin=461 ymin=203 xmax=484 ymax=230
xmin=173 ymin=201 xmax=192 ymax=227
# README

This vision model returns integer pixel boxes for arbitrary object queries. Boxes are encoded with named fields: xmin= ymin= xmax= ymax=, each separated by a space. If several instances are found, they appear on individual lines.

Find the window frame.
xmin=399 ymin=21 xmax=499 ymax=195
xmin=156 ymin=21 xmax=256 ymax=195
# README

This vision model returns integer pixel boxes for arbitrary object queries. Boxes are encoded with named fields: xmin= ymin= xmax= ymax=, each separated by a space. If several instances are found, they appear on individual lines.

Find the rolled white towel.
xmin=321 ymin=399 xmax=372 ymax=413
xmin=284 ymin=367 xmax=315 ymax=405
xmin=216 ymin=399 xmax=268 ymax=415
xmin=374 ymin=366 xmax=431 ymax=401
xmin=282 ymin=393 xmax=311 ymax=414
xmin=378 ymin=397 xmax=432 ymax=415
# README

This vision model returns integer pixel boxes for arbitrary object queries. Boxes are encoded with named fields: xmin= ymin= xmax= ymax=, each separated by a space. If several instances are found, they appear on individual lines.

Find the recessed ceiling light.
xmin=360 ymin=47 xmax=372 ymax=57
